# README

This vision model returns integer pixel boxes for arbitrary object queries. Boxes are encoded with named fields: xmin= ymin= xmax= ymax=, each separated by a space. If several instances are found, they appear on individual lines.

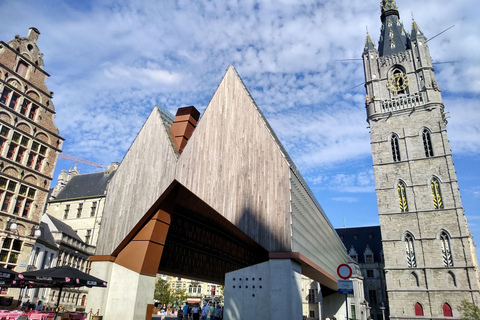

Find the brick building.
xmin=0 ymin=28 xmax=63 ymax=302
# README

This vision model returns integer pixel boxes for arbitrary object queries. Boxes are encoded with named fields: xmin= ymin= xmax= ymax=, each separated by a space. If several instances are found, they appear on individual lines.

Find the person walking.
xmin=201 ymin=301 xmax=209 ymax=320
xmin=183 ymin=302 xmax=189 ymax=320
xmin=214 ymin=305 xmax=222 ymax=320
xmin=192 ymin=303 xmax=201 ymax=320
xmin=209 ymin=303 xmax=214 ymax=320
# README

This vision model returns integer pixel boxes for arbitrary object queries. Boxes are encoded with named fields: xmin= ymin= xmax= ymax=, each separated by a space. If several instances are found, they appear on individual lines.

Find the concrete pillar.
xmin=87 ymin=209 xmax=170 ymax=320
xmin=88 ymin=261 xmax=156 ymax=320
xmin=224 ymin=259 xmax=302 ymax=320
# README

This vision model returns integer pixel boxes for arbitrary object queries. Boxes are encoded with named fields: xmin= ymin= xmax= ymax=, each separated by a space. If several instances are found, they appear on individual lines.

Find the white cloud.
xmin=0 ymin=0 xmax=478 ymax=238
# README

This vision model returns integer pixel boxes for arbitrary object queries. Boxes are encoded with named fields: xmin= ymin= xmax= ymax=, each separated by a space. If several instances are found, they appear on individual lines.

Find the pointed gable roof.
xmin=97 ymin=66 xmax=347 ymax=278
xmin=95 ymin=106 xmax=178 ymax=256
xmin=43 ymin=214 xmax=83 ymax=242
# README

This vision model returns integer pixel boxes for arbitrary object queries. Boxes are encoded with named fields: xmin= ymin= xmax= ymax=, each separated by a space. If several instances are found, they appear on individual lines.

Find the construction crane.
xmin=58 ymin=153 xmax=103 ymax=168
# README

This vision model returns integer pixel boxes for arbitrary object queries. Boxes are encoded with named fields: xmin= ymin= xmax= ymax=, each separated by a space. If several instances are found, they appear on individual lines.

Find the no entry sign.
xmin=337 ymin=264 xmax=352 ymax=280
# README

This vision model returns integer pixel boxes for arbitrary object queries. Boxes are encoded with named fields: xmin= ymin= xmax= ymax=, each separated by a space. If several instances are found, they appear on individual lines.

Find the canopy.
xmin=0 ymin=266 xmax=17 ymax=279
xmin=19 ymin=266 xmax=107 ymax=288
xmin=18 ymin=266 xmax=107 ymax=308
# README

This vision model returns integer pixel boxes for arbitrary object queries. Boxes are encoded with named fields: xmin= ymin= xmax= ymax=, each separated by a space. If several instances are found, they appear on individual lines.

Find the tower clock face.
xmin=387 ymin=73 xmax=409 ymax=92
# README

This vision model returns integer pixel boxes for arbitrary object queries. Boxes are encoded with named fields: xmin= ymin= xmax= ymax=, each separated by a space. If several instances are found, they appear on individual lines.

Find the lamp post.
xmin=380 ymin=303 xmax=385 ymax=320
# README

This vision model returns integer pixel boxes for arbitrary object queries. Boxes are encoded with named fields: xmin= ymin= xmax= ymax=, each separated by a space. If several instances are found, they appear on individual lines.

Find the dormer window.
xmin=16 ymin=61 xmax=28 ymax=78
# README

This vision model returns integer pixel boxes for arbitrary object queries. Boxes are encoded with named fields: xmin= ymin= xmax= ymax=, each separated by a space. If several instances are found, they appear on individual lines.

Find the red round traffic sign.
xmin=337 ymin=264 xmax=352 ymax=279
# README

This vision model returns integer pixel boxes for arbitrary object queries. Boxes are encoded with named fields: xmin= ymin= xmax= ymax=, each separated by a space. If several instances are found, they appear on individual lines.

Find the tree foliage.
xmin=154 ymin=278 xmax=172 ymax=305
xmin=458 ymin=300 xmax=480 ymax=320
xmin=171 ymin=289 xmax=188 ymax=308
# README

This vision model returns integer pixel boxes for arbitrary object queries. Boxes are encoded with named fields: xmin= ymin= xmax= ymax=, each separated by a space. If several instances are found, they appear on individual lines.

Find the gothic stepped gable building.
xmin=363 ymin=1 xmax=480 ymax=319
xmin=0 ymin=28 xmax=63 ymax=290
xmin=88 ymin=66 xmax=349 ymax=320
xmin=46 ymin=162 xmax=119 ymax=247
xmin=337 ymin=226 xmax=388 ymax=320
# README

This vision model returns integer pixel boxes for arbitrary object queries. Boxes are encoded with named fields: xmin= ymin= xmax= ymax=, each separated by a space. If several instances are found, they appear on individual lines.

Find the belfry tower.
xmin=363 ymin=1 xmax=480 ymax=319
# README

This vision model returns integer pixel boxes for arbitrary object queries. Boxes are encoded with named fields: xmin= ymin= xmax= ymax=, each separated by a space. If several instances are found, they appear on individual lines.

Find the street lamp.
xmin=380 ymin=303 xmax=385 ymax=320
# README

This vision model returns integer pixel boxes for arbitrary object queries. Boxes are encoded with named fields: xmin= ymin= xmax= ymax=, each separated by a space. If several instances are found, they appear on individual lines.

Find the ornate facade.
xmin=0 ymin=28 xmax=63 ymax=304
xmin=363 ymin=1 xmax=480 ymax=319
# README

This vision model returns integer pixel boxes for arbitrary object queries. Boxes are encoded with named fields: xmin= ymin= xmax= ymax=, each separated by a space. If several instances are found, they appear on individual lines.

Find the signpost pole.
xmin=345 ymin=294 xmax=348 ymax=320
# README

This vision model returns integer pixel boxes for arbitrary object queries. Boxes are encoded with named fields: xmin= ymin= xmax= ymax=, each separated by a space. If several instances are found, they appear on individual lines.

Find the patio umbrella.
xmin=18 ymin=266 xmax=107 ymax=308
xmin=0 ymin=266 xmax=17 ymax=279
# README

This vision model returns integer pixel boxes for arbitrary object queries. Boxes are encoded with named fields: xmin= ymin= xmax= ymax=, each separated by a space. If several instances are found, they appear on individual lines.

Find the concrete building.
xmin=46 ymin=162 xmax=118 ymax=247
xmin=87 ymin=66 xmax=349 ymax=320
xmin=337 ymin=226 xmax=387 ymax=320
xmin=363 ymin=1 xmax=480 ymax=318
xmin=0 ymin=28 xmax=63 ymax=304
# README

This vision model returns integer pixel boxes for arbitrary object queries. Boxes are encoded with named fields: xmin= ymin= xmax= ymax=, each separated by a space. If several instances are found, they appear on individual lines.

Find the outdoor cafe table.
xmin=5 ymin=310 xmax=27 ymax=320
xmin=27 ymin=312 xmax=54 ymax=320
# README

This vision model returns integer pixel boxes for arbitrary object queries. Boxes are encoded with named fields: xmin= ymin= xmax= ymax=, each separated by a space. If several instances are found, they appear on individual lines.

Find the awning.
xmin=187 ymin=299 xmax=201 ymax=303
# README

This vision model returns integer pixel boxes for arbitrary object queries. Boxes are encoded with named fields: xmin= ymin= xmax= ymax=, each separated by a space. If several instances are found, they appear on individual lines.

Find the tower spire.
xmin=380 ymin=0 xmax=399 ymax=20
xmin=364 ymin=27 xmax=376 ymax=52
xmin=377 ymin=0 xmax=408 ymax=56
xmin=410 ymin=14 xmax=424 ymax=39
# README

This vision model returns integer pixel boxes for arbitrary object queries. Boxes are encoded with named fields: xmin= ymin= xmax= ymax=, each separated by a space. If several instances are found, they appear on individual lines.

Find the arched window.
xmin=368 ymin=285 xmax=377 ymax=306
xmin=410 ymin=272 xmax=419 ymax=287
xmin=440 ymin=231 xmax=453 ymax=266
xmin=431 ymin=177 xmax=444 ymax=209
xmin=422 ymin=128 xmax=434 ymax=157
xmin=405 ymin=232 xmax=417 ymax=267
xmin=415 ymin=302 xmax=424 ymax=316
xmin=443 ymin=303 xmax=453 ymax=317
xmin=391 ymin=133 xmax=401 ymax=161
xmin=397 ymin=180 xmax=408 ymax=212
xmin=447 ymin=271 xmax=456 ymax=287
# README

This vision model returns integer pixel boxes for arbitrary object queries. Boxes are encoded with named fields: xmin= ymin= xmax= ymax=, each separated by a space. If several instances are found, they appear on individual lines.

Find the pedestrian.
xmin=183 ymin=302 xmax=189 ymax=320
xmin=35 ymin=301 xmax=44 ymax=311
xmin=326 ymin=316 xmax=331 ymax=320
xmin=192 ymin=303 xmax=201 ymax=320
xmin=209 ymin=303 xmax=214 ymax=320
xmin=201 ymin=301 xmax=209 ymax=320
xmin=177 ymin=308 xmax=184 ymax=320
xmin=160 ymin=303 xmax=167 ymax=320
xmin=214 ymin=304 xmax=222 ymax=320
xmin=332 ymin=316 xmax=337 ymax=320
xmin=21 ymin=300 xmax=29 ymax=310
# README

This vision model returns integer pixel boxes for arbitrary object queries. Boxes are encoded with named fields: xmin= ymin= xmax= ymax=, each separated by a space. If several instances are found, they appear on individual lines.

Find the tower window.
xmin=430 ymin=177 xmax=443 ymax=209
xmin=405 ymin=232 xmax=417 ymax=268
xmin=410 ymin=272 xmax=419 ymax=287
xmin=440 ymin=231 xmax=453 ymax=266
xmin=422 ymin=128 xmax=434 ymax=157
xmin=397 ymin=180 xmax=408 ymax=212
xmin=391 ymin=133 xmax=401 ymax=161
xmin=368 ymin=286 xmax=377 ymax=306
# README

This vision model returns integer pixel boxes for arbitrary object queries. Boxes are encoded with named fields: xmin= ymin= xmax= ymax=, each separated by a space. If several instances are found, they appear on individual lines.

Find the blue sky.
xmin=1 ymin=0 xmax=479 ymax=258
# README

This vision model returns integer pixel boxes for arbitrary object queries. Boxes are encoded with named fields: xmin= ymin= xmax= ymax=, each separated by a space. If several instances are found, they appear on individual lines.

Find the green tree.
xmin=154 ymin=278 xmax=172 ymax=305
xmin=458 ymin=300 xmax=480 ymax=320
xmin=171 ymin=288 xmax=188 ymax=308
